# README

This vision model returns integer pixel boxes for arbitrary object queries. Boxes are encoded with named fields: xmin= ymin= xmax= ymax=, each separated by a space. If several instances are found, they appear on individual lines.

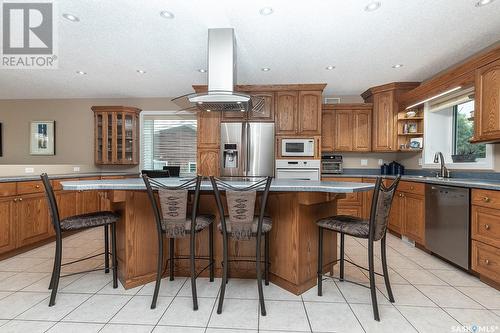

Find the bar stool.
xmin=210 ymin=176 xmax=273 ymax=316
xmin=316 ymin=176 xmax=400 ymax=321
xmin=143 ymin=175 xmax=215 ymax=310
xmin=40 ymin=173 xmax=119 ymax=306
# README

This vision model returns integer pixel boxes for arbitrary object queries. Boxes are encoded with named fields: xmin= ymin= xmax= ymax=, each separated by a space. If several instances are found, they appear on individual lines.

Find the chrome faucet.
xmin=433 ymin=152 xmax=450 ymax=178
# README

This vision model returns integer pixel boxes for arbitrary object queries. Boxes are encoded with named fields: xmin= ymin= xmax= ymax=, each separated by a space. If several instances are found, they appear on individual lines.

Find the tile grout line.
xmin=152 ymin=276 xmax=190 ymax=330
xmin=332 ymin=279 xmax=367 ymax=333
xmin=300 ymin=295 xmax=313 ymax=333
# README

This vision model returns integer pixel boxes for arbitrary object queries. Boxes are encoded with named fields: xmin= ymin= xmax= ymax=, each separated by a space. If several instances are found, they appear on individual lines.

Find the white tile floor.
xmin=0 ymin=229 xmax=499 ymax=333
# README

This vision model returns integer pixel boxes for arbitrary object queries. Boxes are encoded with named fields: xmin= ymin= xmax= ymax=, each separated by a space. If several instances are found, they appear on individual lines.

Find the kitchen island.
xmin=62 ymin=178 xmax=374 ymax=294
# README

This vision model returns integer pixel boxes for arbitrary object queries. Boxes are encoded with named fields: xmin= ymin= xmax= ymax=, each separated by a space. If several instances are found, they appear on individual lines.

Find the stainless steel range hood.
xmin=172 ymin=28 xmax=261 ymax=113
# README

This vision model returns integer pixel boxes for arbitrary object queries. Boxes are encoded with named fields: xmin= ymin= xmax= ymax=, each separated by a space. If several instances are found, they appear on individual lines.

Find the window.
xmin=141 ymin=113 xmax=197 ymax=176
xmin=423 ymin=90 xmax=494 ymax=170
xmin=453 ymin=100 xmax=486 ymax=158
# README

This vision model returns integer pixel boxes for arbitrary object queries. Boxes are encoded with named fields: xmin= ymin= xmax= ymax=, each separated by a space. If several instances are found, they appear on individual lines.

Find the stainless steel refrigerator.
xmin=220 ymin=122 xmax=275 ymax=177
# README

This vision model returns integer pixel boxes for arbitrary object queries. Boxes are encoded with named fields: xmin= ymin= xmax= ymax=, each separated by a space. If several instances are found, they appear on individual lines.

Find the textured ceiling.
xmin=0 ymin=0 xmax=499 ymax=99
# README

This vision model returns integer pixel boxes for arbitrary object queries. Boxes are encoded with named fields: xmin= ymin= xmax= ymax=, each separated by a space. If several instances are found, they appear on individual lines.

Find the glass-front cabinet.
xmin=92 ymin=106 xmax=141 ymax=165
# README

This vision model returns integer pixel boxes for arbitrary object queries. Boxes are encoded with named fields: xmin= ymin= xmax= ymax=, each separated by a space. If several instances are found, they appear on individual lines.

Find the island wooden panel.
xmin=111 ymin=190 xmax=341 ymax=295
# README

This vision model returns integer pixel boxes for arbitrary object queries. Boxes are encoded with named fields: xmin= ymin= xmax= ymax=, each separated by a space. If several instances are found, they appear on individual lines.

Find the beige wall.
xmin=0 ymin=98 xmax=179 ymax=176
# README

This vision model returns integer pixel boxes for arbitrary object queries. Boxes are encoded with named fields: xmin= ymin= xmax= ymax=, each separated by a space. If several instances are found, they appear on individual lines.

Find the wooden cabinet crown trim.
xmin=400 ymin=43 xmax=500 ymax=106
xmin=361 ymin=82 xmax=420 ymax=100
xmin=322 ymin=103 xmax=373 ymax=111
xmin=192 ymin=83 xmax=327 ymax=93
xmin=91 ymin=106 xmax=142 ymax=114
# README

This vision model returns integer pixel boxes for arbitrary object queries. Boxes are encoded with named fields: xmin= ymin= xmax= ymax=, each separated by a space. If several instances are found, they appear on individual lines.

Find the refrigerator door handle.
xmin=246 ymin=122 xmax=250 ymax=176
xmin=241 ymin=122 xmax=247 ymax=175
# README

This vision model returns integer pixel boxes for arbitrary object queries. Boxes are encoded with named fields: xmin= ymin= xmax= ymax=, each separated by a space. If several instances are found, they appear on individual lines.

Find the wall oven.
xmin=281 ymin=138 xmax=315 ymax=157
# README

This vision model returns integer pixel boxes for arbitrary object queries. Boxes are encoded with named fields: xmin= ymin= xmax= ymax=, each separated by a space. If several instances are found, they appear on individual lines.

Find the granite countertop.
xmin=321 ymin=173 xmax=500 ymax=191
xmin=61 ymin=178 xmax=375 ymax=193
xmin=0 ymin=172 xmax=139 ymax=183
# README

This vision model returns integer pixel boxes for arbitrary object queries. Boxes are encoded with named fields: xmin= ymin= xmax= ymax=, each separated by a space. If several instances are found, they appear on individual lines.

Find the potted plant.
xmin=451 ymin=147 xmax=477 ymax=163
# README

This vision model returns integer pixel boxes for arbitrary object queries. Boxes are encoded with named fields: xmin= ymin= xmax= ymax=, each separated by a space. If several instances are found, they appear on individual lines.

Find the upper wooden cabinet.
xmin=276 ymin=91 xmax=298 ymax=135
xmin=92 ymin=106 xmax=141 ymax=165
xmin=473 ymin=59 xmax=500 ymax=143
xmin=362 ymin=83 xmax=419 ymax=152
xmin=221 ymin=92 xmax=275 ymax=122
xmin=321 ymin=104 xmax=372 ymax=152
xmin=197 ymin=110 xmax=220 ymax=149
xmin=276 ymin=88 xmax=324 ymax=136
xmin=298 ymin=91 xmax=322 ymax=135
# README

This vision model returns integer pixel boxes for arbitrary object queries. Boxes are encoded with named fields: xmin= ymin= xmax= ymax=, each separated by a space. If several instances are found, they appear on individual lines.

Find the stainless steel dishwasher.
xmin=425 ymin=184 xmax=470 ymax=270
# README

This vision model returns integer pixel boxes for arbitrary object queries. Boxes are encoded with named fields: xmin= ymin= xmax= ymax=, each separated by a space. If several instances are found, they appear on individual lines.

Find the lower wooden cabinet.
xmin=197 ymin=149 xmax=220 ymax=177
xmin=386 ymin=182 xmax=425 ymax=245
xmin=472 ymin=240 xmax=500 ymax=282
xmin=471 ymin=189 xmax=500 ymax=284
xmin=322 ymin=177 xmax=363 ymax=218
xmin=0 ymin=197 xmax=16 ymax=253
xmin=77 ymin=190 xmax=101 ymax=214
xmin=16 ymin=194 xmax=51 ymax=247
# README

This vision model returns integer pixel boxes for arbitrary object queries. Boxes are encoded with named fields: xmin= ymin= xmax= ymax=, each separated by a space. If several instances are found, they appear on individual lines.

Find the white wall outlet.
xmin=73 ymin=166 xmax=80 ymax=172
xmin=378 ymin=159 xmax=384 ymax=166
xmin=24 ymin=167 xmax=34 ymax=174
xmin=418 ymin=158 xmax=423 ymax=166
xmin=360 ymin=159 xmax=368 ymax=166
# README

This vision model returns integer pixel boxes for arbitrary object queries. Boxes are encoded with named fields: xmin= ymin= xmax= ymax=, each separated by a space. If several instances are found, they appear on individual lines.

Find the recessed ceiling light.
xmin=62 ymin=13 xmax=79 ymax=22
xmin=364 ymin=1 xmax=381 ymax=11
xmin=76 ymin=71 xmax=87 ymax=75
xmin=475 ymin=0 xmax=495 ymax=6
xmin=392 ymin=64 xmax=403 ymax=68
xmin=325 ymin=65 xmax=335 ymax=70
xmin=261 ymin=67 xmax=271 ymax=72
xmin=198 ymin=69 xmax=207 ymax=73
xmin=206 ymin=109 xmax=211 ymax=112
xmin=259 ymin=7 xmax=274 ymax=16
xmin=160 ymin=10 xmax=175 ymax=19
xmin=136 ymin=69 xmax=146 ymax=74
xmin=240 ymin=109 xmax=245 ymax=112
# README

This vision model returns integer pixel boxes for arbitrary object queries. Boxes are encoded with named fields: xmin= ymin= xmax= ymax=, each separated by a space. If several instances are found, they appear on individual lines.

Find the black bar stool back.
xmin=41 ymin=173 xmax=119 ymax=306
xmin=143 ymin=175 xmax=215 ymax=310
xmin=210 ymin=176 xmax=273 ymax=316
xmin=316 ymin=176 xmax=400 ymax=321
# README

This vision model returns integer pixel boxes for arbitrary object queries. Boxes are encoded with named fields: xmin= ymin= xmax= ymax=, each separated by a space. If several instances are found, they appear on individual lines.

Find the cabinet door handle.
xmin=13 ymin=198 xmax=18 ymax=202
xmin=483 ymin=196 xmax=490 ymax=202
xmin=19 ymin=197 xmax=23 ymax=201
xmin=485 ymin=259 xmax=490 ymax=265
xmin=485 ymin=224 xmax=490 ymax=230
xmin=35 ymin=185 xmax=40 ymax=189
xmin=410 ymin=186 xmax=414 ymax=190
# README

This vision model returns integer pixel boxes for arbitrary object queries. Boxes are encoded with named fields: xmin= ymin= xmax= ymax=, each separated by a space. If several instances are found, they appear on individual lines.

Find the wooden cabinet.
xmin=386 ymin=181 xmax=425 ymax=244
xmin=322 ymin=104 xmax=372 ymax=153
xmin=222 ymin=92 xmax=275 ymax=122
xmin=322 ymin=177 xmax=363 ymax=218
xmin=473 ymin=59 xmax=500 ymax=143
xmin=16 ymin=194 xmax=51 ymax=247
xmin=362 ymin=83 xmax=420 ymax=152
xmin=471 ymin=189 xmax=500 ymax=284
xmin=248 ymin=92 xmax=275 ymax=121
xmin=334 ymin=110 xmax=353 ymax=151
xmin=92 ymin=106 xmax=141 ymax=165
xmin=298 ymin=91 xmax=322 ymax=135
xmin=402 ymin=192 xmax=425 ymax=243
xmin=77 ymin=191 xmax=101 ymax=214
xmin=276 ymin=91 xmax=298 ymax=135
xmin=0 ymin=198 xmax=16 ymax=254
xmin=321 ymin=110 xmax=334 ymax=151
xmin=197 ymin=149 xmax=219 ymax=177
xmin=276 ymin=90 xmax=323 ymax=136
xmin=198 ymin=110 xmax=220 ymax=149
xmin=353 ymin=109 xmax=372 ymax=151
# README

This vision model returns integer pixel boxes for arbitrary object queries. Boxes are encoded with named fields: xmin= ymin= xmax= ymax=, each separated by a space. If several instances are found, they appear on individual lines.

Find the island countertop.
xmin=61 ymin=177 xmax=375 ymax=193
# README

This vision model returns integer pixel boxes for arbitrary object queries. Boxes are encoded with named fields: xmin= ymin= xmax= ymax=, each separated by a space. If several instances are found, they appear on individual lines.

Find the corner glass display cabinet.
xmin=92 ymin=106 xmax=141 ymax=165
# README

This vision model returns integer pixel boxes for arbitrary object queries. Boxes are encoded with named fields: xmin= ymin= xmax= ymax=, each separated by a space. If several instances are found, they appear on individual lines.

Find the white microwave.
xmin=281 ymin=138 xmax=315 ymax=157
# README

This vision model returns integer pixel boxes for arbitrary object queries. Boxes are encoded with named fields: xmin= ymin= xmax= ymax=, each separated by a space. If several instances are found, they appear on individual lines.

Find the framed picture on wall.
xmin=30 ymin=121 xmax=56 ymax=155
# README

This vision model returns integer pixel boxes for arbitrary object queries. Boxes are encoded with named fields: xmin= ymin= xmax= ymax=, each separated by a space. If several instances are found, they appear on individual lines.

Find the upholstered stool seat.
xmin=161 ymin=214 xmax=215 ymax=234
xmin=217 ymin=216 xmax=272 ymax=237
xmin=60 ymin=211 xmax=120 ymax=231
xmin=316 ymin=216 xmax=369 ymax=238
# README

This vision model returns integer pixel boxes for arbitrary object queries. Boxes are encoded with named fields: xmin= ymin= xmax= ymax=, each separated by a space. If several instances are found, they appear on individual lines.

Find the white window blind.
xmin=141 ymin=114 xmax=197 ymax=175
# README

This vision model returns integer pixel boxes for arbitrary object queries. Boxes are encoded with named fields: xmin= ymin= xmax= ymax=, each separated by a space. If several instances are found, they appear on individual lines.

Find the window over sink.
xmin=423 ymin=89 xmax=494 ymax=170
